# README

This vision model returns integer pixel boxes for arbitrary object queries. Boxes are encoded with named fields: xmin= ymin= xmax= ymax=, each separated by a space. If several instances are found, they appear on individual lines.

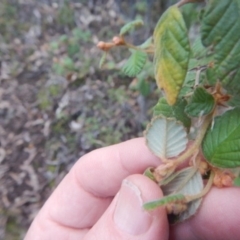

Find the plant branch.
xmin=124 ymin=42 xmax=154 ymax=53
xmin=186 ymin=170 xmax=214 ymax=202
xmin=174 ymin=112 xmax=214 ymax=166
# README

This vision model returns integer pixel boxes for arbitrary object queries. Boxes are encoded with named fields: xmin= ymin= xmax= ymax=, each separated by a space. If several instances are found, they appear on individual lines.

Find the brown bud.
xmin=153 ymin=162 xmax=175 ymax=183
xmin=166 ymin=202 xmax=187 ymax=215
xmin=213 ymin=173 xmax=223 ymax=188
xmin=213 ymin=169 xmax=234 ymax=188
xmin=112 ymin=36 xmax=125 ymax=46
xmin=97 ymin=41 xmax=115 ymax=51
xmin=221 ymin=174 xmax=233 ymax=187
xmin=199 ymin=161 xmax=209 ymax=175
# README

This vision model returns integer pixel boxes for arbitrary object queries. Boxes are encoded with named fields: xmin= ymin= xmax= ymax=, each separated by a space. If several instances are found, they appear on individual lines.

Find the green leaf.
xmin=201 ymin=0 xmax=240 ymax=95
xmin=121 ymin=50 xmax=147 ymax=77
xmin=138 ymin=37 xmax=153 ymax=49
xmin=153 ymin=98 xmax=191 ymax=129
xmin=143 ymin=194 xmax=185 ymax=211
xmin=138 ymin=78 xmax=150 ymax=97
xmin=205 ymin=67 xmax=217 ymax=85
xmin=162 ymin=167 xmax=204 ymax=223
xmin=191 ymin=37 xmax=208 ymax=59
xmin=180 ymin=3 xmax=199 ymax=29
xmin=145 ymin=116 xmax=188 ymax=159
xmin=154 ymin=6 xmax=190 ymax=105
xmin=234 ymin=177 xmax=240 ymax=187
xmin=202 ymin=108 xmax=240 ymax=168
xmin=185 ymin=87 xmax=215 ymax=117
xmin=179 ymin=55 xmax=213 ymax=98
xmin=119 ymin=19 xmax=144 ymax=36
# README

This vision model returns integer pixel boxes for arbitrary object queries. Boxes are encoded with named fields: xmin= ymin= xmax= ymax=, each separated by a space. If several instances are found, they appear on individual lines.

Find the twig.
xmin=173 ymin=111 xmax=214 ymax=166
xmin=186 ymin=170 xmax=214 ymax=202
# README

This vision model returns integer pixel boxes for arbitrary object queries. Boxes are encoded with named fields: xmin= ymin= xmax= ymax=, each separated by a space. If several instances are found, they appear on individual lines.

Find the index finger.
xmin=26 ymin=138 xmax=161 ymax=235
xmin=77 ymin=137 xmax=161 ymax=197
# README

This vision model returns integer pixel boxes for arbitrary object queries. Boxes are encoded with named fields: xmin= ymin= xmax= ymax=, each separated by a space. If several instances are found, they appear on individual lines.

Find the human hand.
xmin=25 ymin=138 xmax=240 ymax=240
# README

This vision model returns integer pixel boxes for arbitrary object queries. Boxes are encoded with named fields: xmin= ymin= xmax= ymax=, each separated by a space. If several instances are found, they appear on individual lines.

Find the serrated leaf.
xmin=234 ymin=177 xmax=240 ymax=187
xmin=201 ymin=0 xmax=240 ymax=95
xmin=191 ymin=37 xmax=208 ymax=59
xmin=143 ymin=194 xmax=185 ymax=210
xmin=153 ymin=98 xmax=191 ymax=129
xmin=154 ymin=6 xmax=190 ymax=105
xmin=119 ymin=19 xmax=144 ymax=36
xmin=205 ymin=67 xmax=217 ymax=85
xmin=145 ymin=116 xmax=188 ymax=159
xmin=138 ymin=78 xmax=150 ymax=97
xmin=138 ymin=37 xmax=153 ymax=49
xmin=202 ymin=108 xmax=240 ymax=168
xmin=162 ymin=167 xmax=204 ymax=223
xmin=161 ymin=167 xmax=197 ymax=192
xmin=179 ymin=53 xmax=213 ymax=98
xmin=185 ymin=87 xmax=215 ymax=117
xmin=181 ymin=3 xmax=199 ymax=29
xmin=121 ymin=50 xmax=147 ymax=77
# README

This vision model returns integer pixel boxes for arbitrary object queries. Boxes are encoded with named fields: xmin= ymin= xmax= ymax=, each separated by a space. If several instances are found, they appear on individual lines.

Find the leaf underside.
xmin=202 ymin=108 xmax=240 ymax=168
xmin=201 ymin=0 xmax=240 ymax=95
xmin=121 ymin=50 xmax=147 ymax=77
xmin=162 ymin=167 xmax=204 ymax=223
xmin=154 ymin=6 xmax=190 ymax=105
xmin=145 ymin=116 xmax=188 ymax=159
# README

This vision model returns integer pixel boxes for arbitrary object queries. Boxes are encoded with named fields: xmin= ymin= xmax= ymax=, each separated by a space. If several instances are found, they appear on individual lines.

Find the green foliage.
xmin=143 ymin=194 xmax=185 ymax=210
xmin=201 ymin=0 xmax=240 ymax=96
xmin=185 ymin=87 xmax=215 ymax=117
xmin=138 ymin=37 xmax=153 ymax=49
xmin=145 ymin=116 xmax=188 ymax=159
xmin=98 ymin=0 xmax=240 ymax=224
xmin=119 ymin=19 xmax=144 ymax=36
xmin=154 ymin=6 xmax=190 ymax=105
xmin=180 ymin=3 xmax=200 ymax=29
xmin=121 ymin=50 xmax=147 ymax=77
xmin=202 ymin=108 xmax=240 ymax=168
xmin=153 ymin=98 xmax=191 ymax=129
xmin=234 ymin=177 xmax=240 ymax=187
xmin=137 ymin=78 xmax=151 ymax=97
xmin=191 ymin=37 xmax=208 ymax=59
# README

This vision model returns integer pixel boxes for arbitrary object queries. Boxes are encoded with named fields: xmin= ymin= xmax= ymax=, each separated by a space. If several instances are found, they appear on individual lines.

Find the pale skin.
xmin=25 ymin=138 xmax=240 ymax=240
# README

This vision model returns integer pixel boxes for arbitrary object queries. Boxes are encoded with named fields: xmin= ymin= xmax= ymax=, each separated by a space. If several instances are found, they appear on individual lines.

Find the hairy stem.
xmin=174 ymin=112 xmax=213 ymax=165
xmin=186 ymin=170 xmax=214 ymax=202
xmin=125 ymin=42 xmax=154 ymax=53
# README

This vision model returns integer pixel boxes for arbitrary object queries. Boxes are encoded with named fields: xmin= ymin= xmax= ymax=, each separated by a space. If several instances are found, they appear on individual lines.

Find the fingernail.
xmin=113 ymin=179 xmax=153 ymax=235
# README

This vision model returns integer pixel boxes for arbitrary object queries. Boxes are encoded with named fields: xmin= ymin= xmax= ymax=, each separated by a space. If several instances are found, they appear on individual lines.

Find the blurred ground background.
xmin=0 ymin=0 xmax=174 ymax=238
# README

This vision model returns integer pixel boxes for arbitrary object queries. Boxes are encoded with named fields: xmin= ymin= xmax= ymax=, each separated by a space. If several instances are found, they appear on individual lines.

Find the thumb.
xmin=83 ymin=174 xmax=169 ymax=240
